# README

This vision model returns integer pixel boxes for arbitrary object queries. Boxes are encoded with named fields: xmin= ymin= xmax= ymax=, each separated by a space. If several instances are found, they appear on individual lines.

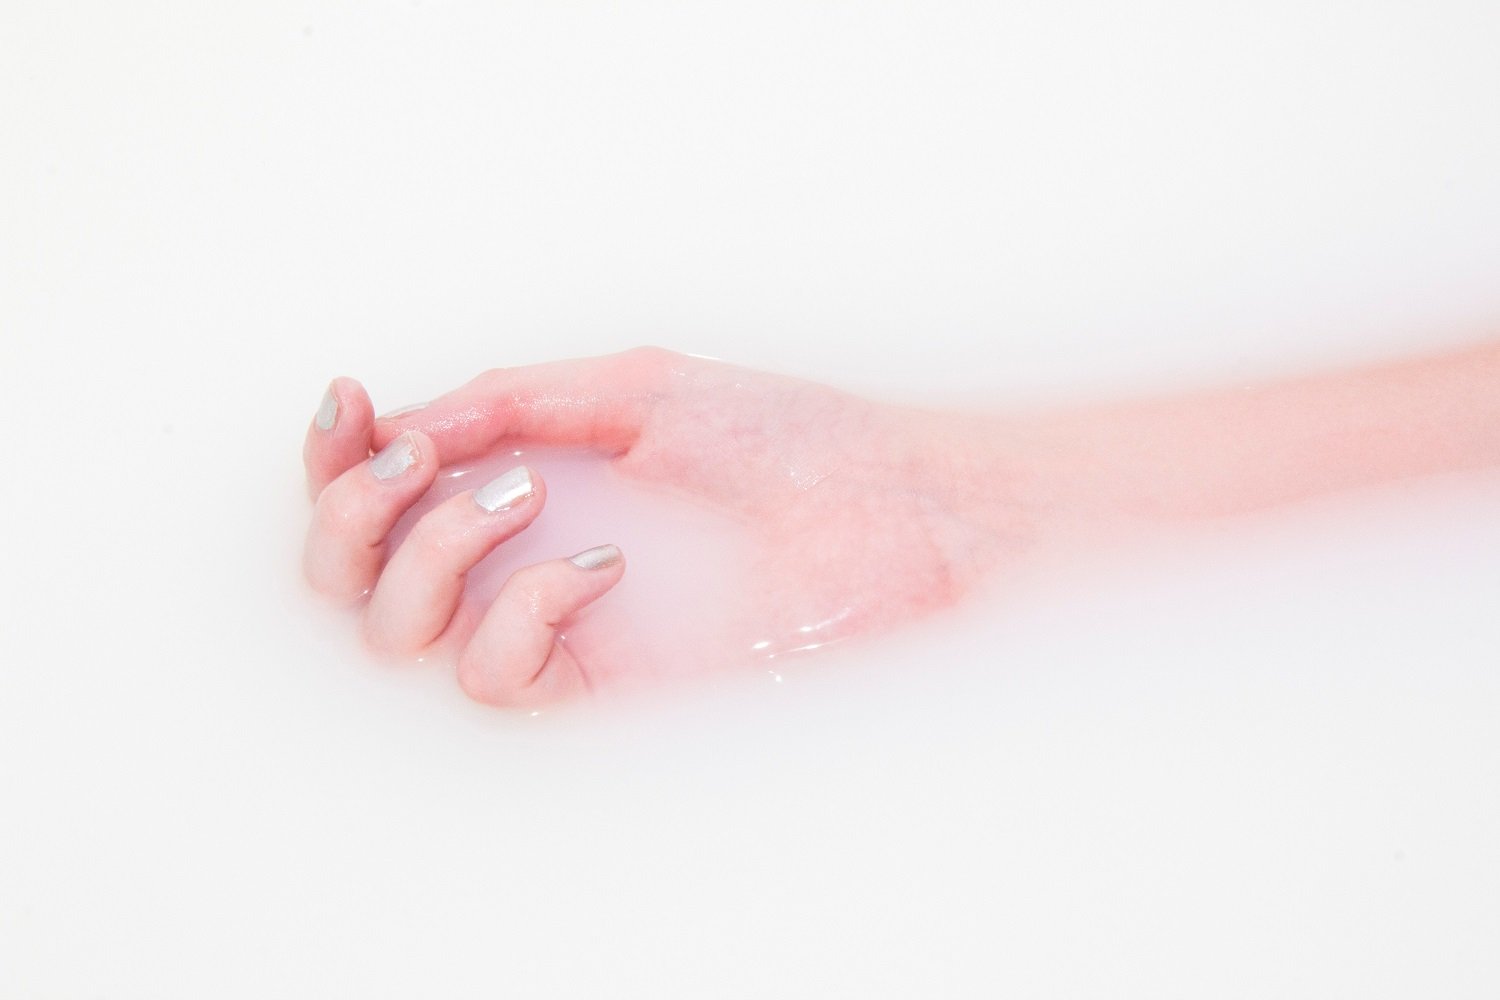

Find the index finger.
xmin=370 ymin=347 xmax=681 ymax=464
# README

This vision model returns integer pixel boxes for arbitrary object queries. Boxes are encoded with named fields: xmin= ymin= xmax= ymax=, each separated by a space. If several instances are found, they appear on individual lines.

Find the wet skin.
xmin=303 ymin=348 xmax=1028 ymax=706
xmin=303 ymin=342 xmax=1500 ymax=707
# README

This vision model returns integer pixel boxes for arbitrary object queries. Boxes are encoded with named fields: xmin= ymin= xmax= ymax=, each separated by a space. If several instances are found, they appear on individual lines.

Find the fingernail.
xmin=371 ymin=432 xmax=419 ymax=481
xmin=315 ymin=385 xmax=338 ymax=431
xmin=569 ymin=544 xmax=622 ymax=570
xmin=474 ymin=466 xmax=533 ymax=512
xmin=379 ymin=402 xmax=428 ymax=420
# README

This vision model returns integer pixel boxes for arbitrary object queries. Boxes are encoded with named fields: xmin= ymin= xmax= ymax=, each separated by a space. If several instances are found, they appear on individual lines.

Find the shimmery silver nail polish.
xmin=569 ymin=544 xmax=622 ymax=570
xmin=371 ymin=432 xmax=418 ymax=481
xmin=474 ymin=466 xmax=533 ymax=512
xmin=379 ymin=402 xmax=428 ymax=420
xmin=315 ymin=386 xmax=338 ymax=431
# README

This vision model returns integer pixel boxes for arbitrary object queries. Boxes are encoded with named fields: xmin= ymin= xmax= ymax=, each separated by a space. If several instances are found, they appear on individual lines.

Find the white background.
xmin=2 ymin=2 xmax=1499 ymax=996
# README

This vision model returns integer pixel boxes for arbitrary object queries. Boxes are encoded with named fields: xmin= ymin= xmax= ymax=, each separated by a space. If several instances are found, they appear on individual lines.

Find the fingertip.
xmin=305 ymin=376 xmax=377 ymax=499
xmin=563 ymin=545 xmax=627 ymax=609
xmin=321 ymin=377 xmax=374 ymax=427
xmin=340 ymin=375 xmax=373 ymax=409
xmin=472 ymin=463 xmax=545 ymax=513
xmin=407 ymin=428 xmax=440 ymax=470
xmin=368 ymin=428 xmax=439 ymax=484
xmin=567 ymin=543 xmax=625 ymax=573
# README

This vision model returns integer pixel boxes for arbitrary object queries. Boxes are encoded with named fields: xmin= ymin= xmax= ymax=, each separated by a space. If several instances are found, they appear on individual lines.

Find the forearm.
xmin=969 ymin=341 xmax=1500 ymax=541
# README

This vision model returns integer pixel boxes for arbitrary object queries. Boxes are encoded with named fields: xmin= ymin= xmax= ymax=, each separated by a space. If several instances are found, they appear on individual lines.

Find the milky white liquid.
xmin=6 ymin=2 xmax=1500 ymax=993
xmin=386 ymin=445 xmax=760 ymax=688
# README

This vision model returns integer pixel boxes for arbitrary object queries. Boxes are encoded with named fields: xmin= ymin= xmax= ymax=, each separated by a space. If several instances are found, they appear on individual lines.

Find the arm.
xmin=302 ymin=341 xmax=1500 ymax=707
xmin=993 ymin=341 xmax=1500 ymax=528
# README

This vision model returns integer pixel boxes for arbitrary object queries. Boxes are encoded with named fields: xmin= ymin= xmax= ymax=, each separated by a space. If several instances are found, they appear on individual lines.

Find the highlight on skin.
xmin=302 ymin=342 xmax=1500 ymax=708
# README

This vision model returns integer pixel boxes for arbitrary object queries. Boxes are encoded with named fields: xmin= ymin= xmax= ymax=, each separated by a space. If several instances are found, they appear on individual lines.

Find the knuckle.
xmin=360 ymin=607 xmax=417 ymax=657
xmin=470 ymin=366 xmax=510 ymax=391
xmin=401 ymin=515 xmax=446 ymax=560
xmin=456 ymin=649 xmax=509 ymax=706
xmin=302 ymin=553 xmax=363 ymax=605
xmin=456 ymin=642 xmax=547 ymax=709
xmin=312 ymin=485 xmax=362 ymax=540
xmin=359 ymin=615 xmax=396 ymax=655
xmin=301 ymin=549 xmax=338 ymax=598
xmin=622 ymin=345 xmax=682 ymax=379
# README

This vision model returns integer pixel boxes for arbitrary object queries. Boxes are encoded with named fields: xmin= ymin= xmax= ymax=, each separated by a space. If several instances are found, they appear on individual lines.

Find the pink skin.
xmin=303 ymin=348 xmax=1004 ymax=706
xmin=303 ymin=342 xmax=1500 ymax=708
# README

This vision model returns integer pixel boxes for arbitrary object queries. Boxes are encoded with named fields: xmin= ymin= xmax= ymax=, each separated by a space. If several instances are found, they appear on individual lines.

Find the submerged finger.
xmin=303 ymin=377 xmax=375 ymax=499
xmin=362 ymin=465 xmax=546 ymax=655
xmin=303 ymin=430 xmax=439 ymax=603
xmin=456 ymin=545 xmax=627 ymax=708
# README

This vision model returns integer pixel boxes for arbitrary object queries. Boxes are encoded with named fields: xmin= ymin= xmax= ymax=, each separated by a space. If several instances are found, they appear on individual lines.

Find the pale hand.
xmin=302 ymin=348 xmax=1019 ymax=707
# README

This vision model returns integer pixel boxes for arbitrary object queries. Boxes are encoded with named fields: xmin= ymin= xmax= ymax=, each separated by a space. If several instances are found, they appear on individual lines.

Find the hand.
xmin=301 ymin=348 xmax=1017 ymax=707
xmin=302 ymin=340 xmax=1500 ymax=707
